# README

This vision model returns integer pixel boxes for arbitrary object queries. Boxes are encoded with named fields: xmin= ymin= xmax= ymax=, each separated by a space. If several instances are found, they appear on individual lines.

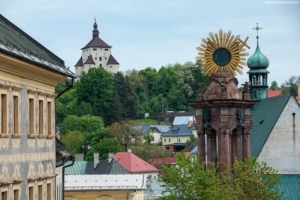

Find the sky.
xmin=1 ymin=0 xmax=299 ymax=86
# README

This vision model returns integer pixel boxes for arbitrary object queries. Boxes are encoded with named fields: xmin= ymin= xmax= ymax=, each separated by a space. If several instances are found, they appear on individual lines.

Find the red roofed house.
xmin=113 ymin=151 xmax=160 ymax=179
xmin=148 ymin=157 xmax=176 ymax=177
xmin=268 ymin=90 xmax=282 ymax=98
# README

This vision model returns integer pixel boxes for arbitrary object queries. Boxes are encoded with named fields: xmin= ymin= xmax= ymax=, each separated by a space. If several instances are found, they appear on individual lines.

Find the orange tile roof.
xmin=113 ymin=152 xmax=159 ymax=173
xmin=268 ymin=90 xmax=282 ymax=98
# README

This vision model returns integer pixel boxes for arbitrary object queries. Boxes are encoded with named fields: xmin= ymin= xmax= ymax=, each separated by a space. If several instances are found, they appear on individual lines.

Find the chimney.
xmin=75 ymin=153 xmax=84 ymax=161
xmin=188 ymin=121 xmax=191 ymax=128
xmin=128 ymin=149 xmax=131 ymax=153
xmin=109 ymin=152 xmax=114 ymax=163
xmin=94 ymin=153 xmax=99 ymax=169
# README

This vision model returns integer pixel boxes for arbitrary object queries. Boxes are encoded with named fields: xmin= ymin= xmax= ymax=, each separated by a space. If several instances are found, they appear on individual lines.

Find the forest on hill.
xmin=56 ymin=61 xmax=209 ymax=126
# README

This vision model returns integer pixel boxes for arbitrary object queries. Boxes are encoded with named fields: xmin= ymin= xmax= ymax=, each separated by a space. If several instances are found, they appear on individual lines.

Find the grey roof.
xmin=141 ymin=125 xmax=170 ymax=133
xmin=64 ymin=159 xmax=129 ymax=175
xmin=172 ymin=116 xmax=195 ymax=125
xmin=0 ymin=14 xmax=74 ymax=77
xmin=161 ymin=124 xmax=195 ymax=137
xmin=183 ymin=141 xmax=198 ymax=152
xmin=250 ymin=94 xmax=297 ymax=157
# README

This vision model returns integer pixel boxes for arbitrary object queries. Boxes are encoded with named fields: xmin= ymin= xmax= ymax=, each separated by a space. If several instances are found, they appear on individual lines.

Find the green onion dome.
xmin=247 ymin=36 xmax=269 ymax=69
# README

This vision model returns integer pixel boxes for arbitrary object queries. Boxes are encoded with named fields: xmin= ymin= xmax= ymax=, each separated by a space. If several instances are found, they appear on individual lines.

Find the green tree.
xmin=131 ymin=144 xmax=171 ymax=161
xmin=270 ymin=81 xmax=279 ymax=90
xmin=61 ymin=130 xmax=83 ymax=156
xmin=167 ymin=86 xmax=186 ymax=111
xmin=111 ymin=91 xmax=124 ymax=123
xmin=124 ymin=76 xmax=139 ymax=119
xmin=177 ymin=65 xmax=194 ymax=110
xmin=159 ymin=152 xmax=230 ymax=199
xmin=106 ymin=120 xmax=145 ymax=151
xmin=185 ymin=134 xmax=196 ymax=147
xmin=231 ymin=157 xmax=286 ymax=199
xmin=139 ymin=67 xmax=159 ymax=96
xmin=76 ymin=67 xmax=114 ymax=125
xmin=238 ymin=87 xmax=244 ymax=93
xmin=144 ymin=131 xmax=154 ymax=145
xmin=60 ymin=115 xmax=109 ymax=159
xmin=85 ymin=138 xmax=123 ymax=161
xmin=159 ymin=152 xmax=286 ymax=200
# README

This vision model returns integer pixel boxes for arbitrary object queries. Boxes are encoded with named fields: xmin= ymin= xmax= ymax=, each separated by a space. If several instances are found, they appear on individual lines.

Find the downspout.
xmin=55 ymin=76 xmax=75 ymax=200
xmin=62 ymin=158 xmax=75 ymax=200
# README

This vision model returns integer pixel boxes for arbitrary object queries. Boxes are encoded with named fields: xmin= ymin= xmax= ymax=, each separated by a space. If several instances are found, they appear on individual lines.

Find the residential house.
xmin=172 ymin=116 xmax=195 ymax=125
xmin=147 ymin=157 xmax=176 ymax=177
xmin=268 ymin=90 xmax=282 ymax=98
xmin=161 ymin=122 xmax=197 ymax=152
xmin=63 ymin=152 xmax=158 ymax=199
xmin=182 ymin=141 xmax=198 ymax=158
xmin=113 ymin=151 xmax=160 ymax=179
xmin=141 ymin=125 xmax=170 ymax=144
xmin=0 ymin=15 xmax=74 ymax=200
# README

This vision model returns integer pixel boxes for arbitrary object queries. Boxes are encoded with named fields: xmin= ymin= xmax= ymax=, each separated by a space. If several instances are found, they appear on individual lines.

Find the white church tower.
xmin=75 ymin=20 xmax=119 ymax=81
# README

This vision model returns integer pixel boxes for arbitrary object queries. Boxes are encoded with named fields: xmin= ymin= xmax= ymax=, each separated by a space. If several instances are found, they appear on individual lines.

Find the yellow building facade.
xmin=0 ymin=14 xmax=74 ymax=200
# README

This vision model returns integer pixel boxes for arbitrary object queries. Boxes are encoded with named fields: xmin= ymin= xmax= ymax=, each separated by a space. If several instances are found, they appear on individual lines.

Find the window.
xmin=100 ymin=64 xmax=102 ymax=67
xmin=105 ymin=49 xmax=108 ymax=51
xmin=47 ymin=102 xmax=52 ymax=136
xmin=152 ymin=129 xmax=154 ymax=133
xmin=152 ymin=137 xmax=155 ymax=141
xmin=110 ymin=66 xmax=112 ymax=68
xmin=29 ymin=99 xmax=34 ymax=135
xmin=39 ymin=100 xmax=43 ymax=135
xmin=169 ymin=139 xmax=170 ymax=142
xmin=1 ymin=191 xmax=7 ymax=200
xmin=29 ymin=187 xmax=33 ymax=200
xmin=95 ymin=57 xmax=97 ymax=60
xmin=47 ymin=183 xmax=51 ymax=200
xmin=179 ymin=139 xmax=181 ymax=142
xmin=93 ymin=48 xmax=97 ymax=51
xmin=164 ymin=139 xmax=166 ymax=142
xmin=1 ymin=94 xmax=7 ymax=134
xmin=14 ymin=190 xmax=19 ymax=200
xmin=38 ymin=185 xmax=42 ymax=200
xmin=105 ymin=57 xmax=107 ymax=60
xmin=99 ymin=57 xmax=102 ymax=61
xmin=14 ymin=96 xmax=18 ymax=134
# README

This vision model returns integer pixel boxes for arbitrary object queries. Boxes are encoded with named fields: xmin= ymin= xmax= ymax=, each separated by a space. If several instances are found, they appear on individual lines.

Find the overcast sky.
xmin=1 ymin=0 xmax=299 ymax=86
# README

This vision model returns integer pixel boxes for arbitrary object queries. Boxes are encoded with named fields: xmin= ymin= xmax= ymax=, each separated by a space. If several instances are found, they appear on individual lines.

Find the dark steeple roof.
xmin=84 ymin=55 xmax=95 ymax=64
xmin=107 ymin=55 xmax=119 ymax=65
xmin=74 ymin=57 xmax=83 ymax=67
xmin=82 ymin=20 xmax=111 ymax=49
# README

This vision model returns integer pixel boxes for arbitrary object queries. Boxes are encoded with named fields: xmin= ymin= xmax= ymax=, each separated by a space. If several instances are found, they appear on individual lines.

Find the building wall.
xmin=132 ymin=172 xmax=159 ymax=179
xmin=65 ymin=190 xmax=144 ymax=200
xmin=0 ymin=52 xmax=65 ymax=200
xmin=257 ymin=97 xmax=300 ymax=174
xmin=75 ymin=47 xmax=119 ymax=81
xmin=162 ymin=130 xmax=197 ymax=145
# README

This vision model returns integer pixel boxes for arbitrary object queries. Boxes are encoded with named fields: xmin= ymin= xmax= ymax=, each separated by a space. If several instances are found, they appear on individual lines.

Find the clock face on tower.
xmin=195 ymin=29 xmax=250 ymax=76
xmin=213 ymin=47 xmax=231 ymax=66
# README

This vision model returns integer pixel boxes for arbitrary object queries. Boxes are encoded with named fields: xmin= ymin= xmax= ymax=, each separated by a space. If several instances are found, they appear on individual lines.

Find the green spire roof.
xmin=247 ymin=36 xmax=269 ymax=69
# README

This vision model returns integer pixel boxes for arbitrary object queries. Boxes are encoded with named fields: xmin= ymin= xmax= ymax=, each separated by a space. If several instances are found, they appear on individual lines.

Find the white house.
xmin=75 ymin=21 xmax=119 ymax=81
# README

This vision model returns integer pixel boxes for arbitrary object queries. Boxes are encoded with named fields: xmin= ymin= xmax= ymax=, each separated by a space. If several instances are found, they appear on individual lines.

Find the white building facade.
xmin=75 ymin=21 xmax=119 ymax=81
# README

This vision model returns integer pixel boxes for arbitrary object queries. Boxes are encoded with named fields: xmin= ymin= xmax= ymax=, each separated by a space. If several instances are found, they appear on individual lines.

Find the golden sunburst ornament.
xmin=196 ymin=29 xmax=250 ymax=76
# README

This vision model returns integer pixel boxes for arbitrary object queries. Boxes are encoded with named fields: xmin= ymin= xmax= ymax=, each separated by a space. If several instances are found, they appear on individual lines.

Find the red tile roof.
xmin=147 ymin=157 xmax=176 ymax=170
xmin=268 ymin=90 xmax=282 ymax=98
xmin=82 ymin=36 xmax=111 ymax=49
xmin=113 ymin=152 xmax=159 ymax=173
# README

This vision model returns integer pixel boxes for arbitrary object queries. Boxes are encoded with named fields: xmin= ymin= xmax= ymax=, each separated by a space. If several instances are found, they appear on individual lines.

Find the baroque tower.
xmin=247 ymin=23 xmax=269 ymax=100
xmin=75 ymin=20 xmax=119 ymax=81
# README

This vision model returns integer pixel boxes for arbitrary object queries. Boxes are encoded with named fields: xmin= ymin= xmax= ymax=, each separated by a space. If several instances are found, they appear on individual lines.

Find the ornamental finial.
xmin=253 ymin=23 xmax=262 ymax=38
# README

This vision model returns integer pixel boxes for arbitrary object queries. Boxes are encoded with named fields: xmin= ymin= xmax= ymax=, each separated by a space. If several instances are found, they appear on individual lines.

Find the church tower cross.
xmin=253 ymin=23 xmax=262 ymax=38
